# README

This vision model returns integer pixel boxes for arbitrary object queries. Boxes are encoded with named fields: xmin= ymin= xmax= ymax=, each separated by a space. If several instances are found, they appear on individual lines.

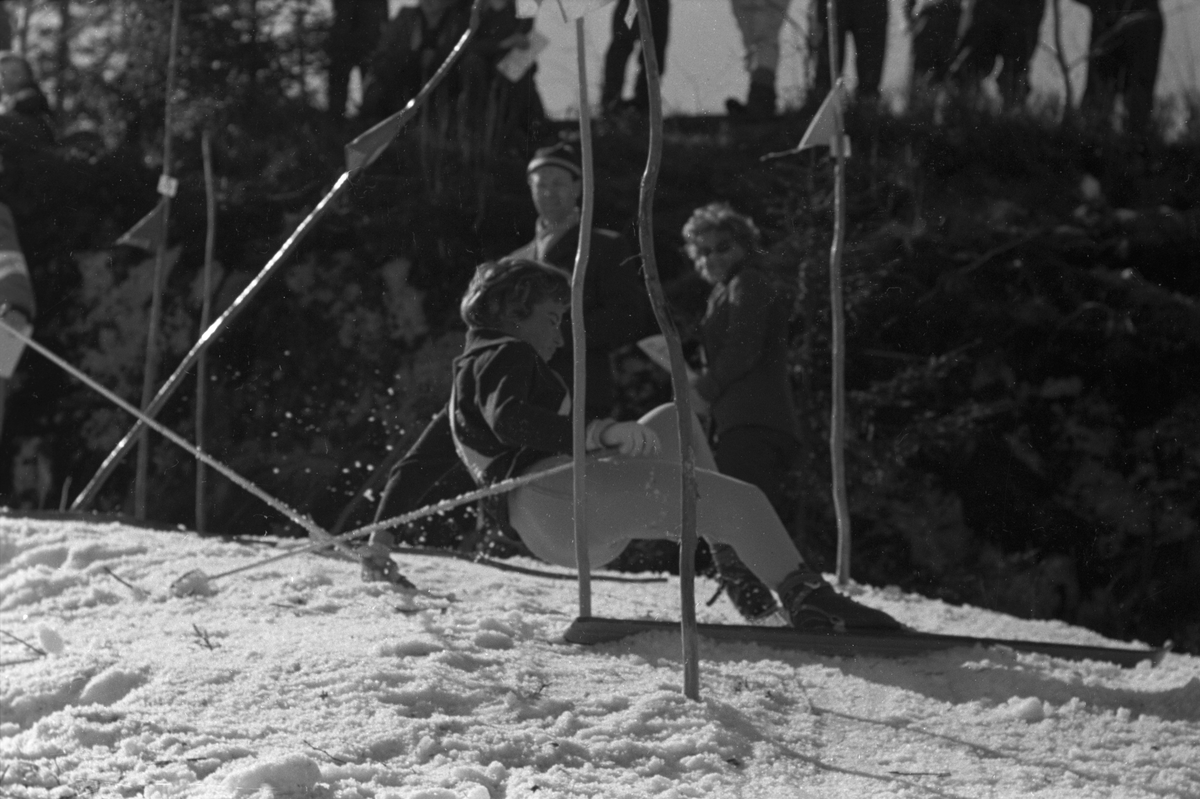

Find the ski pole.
xmin=186 ymin=460 xmax=580 ymax=586
xmin=0 ymin=319 xmax=330 ymax=544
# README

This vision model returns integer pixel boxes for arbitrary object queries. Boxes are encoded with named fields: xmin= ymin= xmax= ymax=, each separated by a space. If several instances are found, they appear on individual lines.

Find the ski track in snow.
xmin=1 ymin=518 xmax=1198 ymax=798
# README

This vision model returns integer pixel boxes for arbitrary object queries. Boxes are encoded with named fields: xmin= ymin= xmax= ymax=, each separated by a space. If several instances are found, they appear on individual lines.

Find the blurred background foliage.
xmin=2 ymin=0 xmax=1200 ymax=653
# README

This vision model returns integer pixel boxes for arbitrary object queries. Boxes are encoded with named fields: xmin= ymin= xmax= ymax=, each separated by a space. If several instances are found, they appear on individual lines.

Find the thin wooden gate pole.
xmin=195 ymin=129 xmax=217 ymax=533
xmin=134 ymin=0 xmax=183 ymax=519
xmin=633 ymin=0 xmax=700 ymax=700
xmin=825 ymin=0 xmax=852 ymax=585
xmin=571 ymin=17 xmax=595 ymax=618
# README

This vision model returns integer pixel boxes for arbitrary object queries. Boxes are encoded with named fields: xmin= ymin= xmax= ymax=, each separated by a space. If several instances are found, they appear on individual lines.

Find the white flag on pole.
xmin=762 ymin=79 xmax=851 ymax=161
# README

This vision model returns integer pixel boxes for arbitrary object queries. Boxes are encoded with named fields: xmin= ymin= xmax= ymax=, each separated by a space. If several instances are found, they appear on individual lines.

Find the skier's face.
xmin=508 ymin=298 xmax=566 ymax=362
xmin=528 ymin=166 xmax=581 ymax=227
xmin=687 ymin=230 xmax=745 ymax=285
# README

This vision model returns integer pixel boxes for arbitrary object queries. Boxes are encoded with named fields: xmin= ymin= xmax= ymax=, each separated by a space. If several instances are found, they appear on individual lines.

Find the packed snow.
xmin=2 ymin=517 xmax=1198 ymax=798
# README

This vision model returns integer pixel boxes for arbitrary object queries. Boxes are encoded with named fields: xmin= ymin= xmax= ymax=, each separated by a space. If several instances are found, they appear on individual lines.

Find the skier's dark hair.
xmin=460 ymin=258 xmax=570 ymax=330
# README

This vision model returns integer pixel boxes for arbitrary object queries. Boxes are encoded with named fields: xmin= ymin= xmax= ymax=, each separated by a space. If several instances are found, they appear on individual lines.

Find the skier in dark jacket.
xmin=442 ymin=257 xmax=902 ymax=633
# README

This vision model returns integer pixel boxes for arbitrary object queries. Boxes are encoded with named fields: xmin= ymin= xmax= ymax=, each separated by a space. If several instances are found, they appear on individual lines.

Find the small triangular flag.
xmin=761 ymin=80 xmax=849 ymax=162
xmin=795 ymin=79 xmax=845 ymax=151
xmin=344 ymin=108 xmax=409 ymax=173
xmin=115 ymin=200 xmax=167 ymax=252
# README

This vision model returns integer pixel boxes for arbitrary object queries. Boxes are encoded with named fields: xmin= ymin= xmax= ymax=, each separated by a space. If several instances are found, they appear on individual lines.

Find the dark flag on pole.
xmin=115 ymin=200 xmax=168 ymax=252
xmin=344 ymin=112 xmax=408 ymax=174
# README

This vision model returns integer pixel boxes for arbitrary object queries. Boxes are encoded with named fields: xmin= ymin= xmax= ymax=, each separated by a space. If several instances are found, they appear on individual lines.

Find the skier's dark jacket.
xmin=449 ymin=328 xmax=611 ymax=486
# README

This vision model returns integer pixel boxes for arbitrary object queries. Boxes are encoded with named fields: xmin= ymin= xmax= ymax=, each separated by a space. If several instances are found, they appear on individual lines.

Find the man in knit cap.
xmin=508 ymin=141 xmax=648 ymax=420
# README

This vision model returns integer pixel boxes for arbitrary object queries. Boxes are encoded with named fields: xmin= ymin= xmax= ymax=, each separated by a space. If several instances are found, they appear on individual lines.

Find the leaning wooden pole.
xmin=825 ymin=0 xmax=852 ymax=585
xmin=571 ymin=16 xmax=595 ymax=618
xmin=633 ymin=0 xmax=700 ymax=701
xmin=134 ymin=0 xmax=182 ymax=520
xmin=195 ymin=129 xmax=217 ymax=533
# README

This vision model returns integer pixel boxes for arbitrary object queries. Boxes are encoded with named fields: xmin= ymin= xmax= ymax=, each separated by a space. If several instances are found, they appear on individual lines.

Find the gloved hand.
xmin=599 ymin=421 xmax=662 ymax=457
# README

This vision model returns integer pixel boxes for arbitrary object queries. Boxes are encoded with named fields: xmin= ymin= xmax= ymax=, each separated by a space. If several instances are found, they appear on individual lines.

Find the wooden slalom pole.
xmin=571 ymin=17 xmax=595 ymax=618
xmin=195 ymin=129 xmax=217 ymax=533
xmin=134 ymin=0 xmax=182 ymax=520
xmin=632 ymin=0 xmax=700 ymax=700
xmin=825 ymin=0 xmax=852 ymax=585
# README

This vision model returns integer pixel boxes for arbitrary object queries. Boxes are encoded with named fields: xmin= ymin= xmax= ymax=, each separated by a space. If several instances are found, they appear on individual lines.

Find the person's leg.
xmin=366 ymin=405 xmax=476 ymax=582
xmin=373 ymin=406 xmax=474 ymax=523
xmin=713 ymin=426 xmax=799 ymax=520
xmin=813 ymin=0 xmax=840 ymax=99
xmin=849 ymin=0 xmax=888 ymax=99
xmin=1120 ymin=6 xmax=1163 ymax=133
xmin=601 ymin=0 xmax=637 ymax=111
xmin=726 ymin=0 xmax=786 ymax=117
xmin=507 ymin=411 xmax=901 ymax=630
xmin=507 ymin=448 xmax=803 ymax=587
xmin=707 ymin=426 xmax=801 ymax=619
xmin=631 ymin=0 xmax=671 ymax=111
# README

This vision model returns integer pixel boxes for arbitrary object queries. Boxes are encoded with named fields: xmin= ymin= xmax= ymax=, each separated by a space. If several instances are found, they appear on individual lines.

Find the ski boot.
xmin=710 ymin=542 xmax=783 ymax=622
xmin=779 ymin=566 xmax=902 ymax=633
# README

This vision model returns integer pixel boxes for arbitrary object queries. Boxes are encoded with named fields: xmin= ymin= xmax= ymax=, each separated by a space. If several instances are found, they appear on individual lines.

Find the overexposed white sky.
xmin=526 ymin=0 xmax=1200 ymax=117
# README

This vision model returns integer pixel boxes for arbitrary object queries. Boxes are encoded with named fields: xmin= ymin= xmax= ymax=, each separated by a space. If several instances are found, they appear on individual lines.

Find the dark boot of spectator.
xmin=725 ymin=68 xmax=776 ymax=120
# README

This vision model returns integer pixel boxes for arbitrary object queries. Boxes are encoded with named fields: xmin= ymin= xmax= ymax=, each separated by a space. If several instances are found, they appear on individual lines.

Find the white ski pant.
xmin=507 ymin=403 xmax=804 ymax=588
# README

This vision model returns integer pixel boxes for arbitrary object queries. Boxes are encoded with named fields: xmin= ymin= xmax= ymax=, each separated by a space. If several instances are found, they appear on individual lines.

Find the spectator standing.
xmin=812 ymin=0 xmax=888 ymax=101
xmin=600 ymin=0 xmax=670 ymax=118
xmin=683 ymin=203 xmax=803 ymax=621
xmin=725 ymin=0 xmax=791 ymax=119
xmin=459 ymin=0 xmax=547 ymax=155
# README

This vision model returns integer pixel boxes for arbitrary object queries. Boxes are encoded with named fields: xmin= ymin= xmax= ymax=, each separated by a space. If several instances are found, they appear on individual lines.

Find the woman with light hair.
xmin=682 ymin=202 xmax=804 ymax=622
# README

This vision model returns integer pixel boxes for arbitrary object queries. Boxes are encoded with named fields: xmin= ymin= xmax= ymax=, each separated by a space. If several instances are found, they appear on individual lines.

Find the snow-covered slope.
xmin=2 ymin=518 xmax=1197 ymax=798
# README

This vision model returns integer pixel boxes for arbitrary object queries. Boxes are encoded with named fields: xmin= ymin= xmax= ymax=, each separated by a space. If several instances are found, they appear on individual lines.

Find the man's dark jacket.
xmin=509 ymin=223 xmax=649 ymax=418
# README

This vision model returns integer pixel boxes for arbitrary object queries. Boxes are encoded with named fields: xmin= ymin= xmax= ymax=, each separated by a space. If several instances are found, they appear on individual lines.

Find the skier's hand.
xmin=600 ymin=421 xmax=661 ymax=457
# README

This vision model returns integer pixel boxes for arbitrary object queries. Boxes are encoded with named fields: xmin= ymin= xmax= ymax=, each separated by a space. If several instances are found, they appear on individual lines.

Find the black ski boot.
xmin=710 ymin=542 xmax=782 ymax=622
xmin=779 ymin=566 xmax=902 ymax=632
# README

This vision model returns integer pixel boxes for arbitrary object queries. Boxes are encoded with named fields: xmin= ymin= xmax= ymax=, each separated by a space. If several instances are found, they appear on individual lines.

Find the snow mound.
xmin=78 ymin=666 xmax=148 ymax=706
xmin=377 ymin=636 xmax=445 ymax=657
xmin=223 ymin=752 xmax=322 ymax=796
